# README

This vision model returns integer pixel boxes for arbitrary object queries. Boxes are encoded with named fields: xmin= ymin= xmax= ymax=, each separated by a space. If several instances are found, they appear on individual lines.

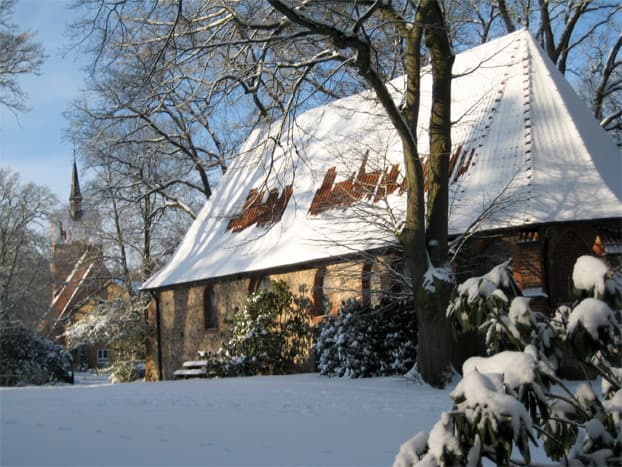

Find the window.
xmin=96 ymin=349 xmax=109 ymax=364
xmin=248 ymin=276 xmax=272 ymax=294
xmin=361 ymin=261 xmax=373 ymax=307
xmin=204 ymin=286 xmax=219 ymax=331
xmin=362 ymin=258 xmax=397 ymax=307
xmin=312 ymin=266 xmax=333 ymax=316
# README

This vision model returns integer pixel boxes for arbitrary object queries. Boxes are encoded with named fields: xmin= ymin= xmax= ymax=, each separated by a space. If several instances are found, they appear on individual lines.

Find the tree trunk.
xmin=416 ymin=280 xmax=453 ymax=387
xmin=425 ymin=2 xmax=453 ymax=268
xmin=498 ymin=0 xmax=516 ymax=34
xmin=411 ymin=0 xmax=454 ymax=387
xmin=270 ymin=0 xmax=456 ymax=387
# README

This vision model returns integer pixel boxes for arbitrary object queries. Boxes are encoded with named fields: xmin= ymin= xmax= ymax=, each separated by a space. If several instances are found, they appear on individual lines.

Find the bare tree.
xmin=76 ymin=126 xmax=194 ymax=289
xmin=66 ymin=0 xmax=255 ymax=207
xmin=586 ymin=31 xmax=622 ymax=145
xmin=0 ymin=168 xmax=56 ymax=328
xmin=446 ymin=0 xmax=622 ymax=140
xmin=0 ymin=0 xmax=45 ymax=113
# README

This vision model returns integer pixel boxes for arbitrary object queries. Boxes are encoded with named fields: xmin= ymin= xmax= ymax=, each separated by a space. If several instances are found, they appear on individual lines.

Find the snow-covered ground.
xmin=0 ymin=373 xmax=452 ymax=466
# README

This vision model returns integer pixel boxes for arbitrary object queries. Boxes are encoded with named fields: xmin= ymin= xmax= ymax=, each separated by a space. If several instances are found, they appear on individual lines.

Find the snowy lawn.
xmin=0 ymin=373 xmax=452 ymax=466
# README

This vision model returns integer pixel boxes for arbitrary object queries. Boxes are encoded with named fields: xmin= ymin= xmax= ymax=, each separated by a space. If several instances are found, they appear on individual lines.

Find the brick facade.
xmin=147 ymin=260 xmax=376 ymax=380
xmin=147 ymin=219 xmax=621 ymax=381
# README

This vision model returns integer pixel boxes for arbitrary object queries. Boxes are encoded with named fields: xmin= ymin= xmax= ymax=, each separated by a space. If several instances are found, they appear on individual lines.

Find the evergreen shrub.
xmin=205 ymin=280 xmax=313 ymax=376
xmin=315 ymin=297 xmax=417 ymax=377
xmin=396 ymin=257 xmax=622 ymax=466
xmin=0 ymin=322 xmax=73 ymax=386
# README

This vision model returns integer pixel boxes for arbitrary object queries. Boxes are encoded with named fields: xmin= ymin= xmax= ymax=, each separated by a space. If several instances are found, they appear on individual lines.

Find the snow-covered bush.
xmin=447 ymin=260 xmax=566 ymax=369
xmin=0 ymin=321 xmax=73 ymax=386
xmin=573 ymin=255 xmax=622 ymax=309
xmin=396 ymin=255 xmax=622 ymax=466
xmin=314 ymin=298 xmax=417 ymax=378
xmin=447 ymin=260 xmax=526 ymax=354
xmin=64 ymin=294 xmax=149 ymax=383
xmin=205 ymin=280 xmax=312 ymax=376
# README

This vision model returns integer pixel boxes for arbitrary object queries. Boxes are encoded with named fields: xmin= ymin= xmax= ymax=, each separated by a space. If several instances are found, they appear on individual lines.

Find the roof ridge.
xmin=519 ymin=33 xmax=534 ymax=225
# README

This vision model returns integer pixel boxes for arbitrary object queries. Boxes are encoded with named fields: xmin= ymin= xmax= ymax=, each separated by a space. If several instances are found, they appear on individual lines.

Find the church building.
xmin=141 ymin=30 xmax=621 ymax=381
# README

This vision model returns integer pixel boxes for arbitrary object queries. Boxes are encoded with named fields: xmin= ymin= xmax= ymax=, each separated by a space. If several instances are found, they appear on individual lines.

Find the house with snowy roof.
xmin=141 ymin=30 xmax=621 ymax=381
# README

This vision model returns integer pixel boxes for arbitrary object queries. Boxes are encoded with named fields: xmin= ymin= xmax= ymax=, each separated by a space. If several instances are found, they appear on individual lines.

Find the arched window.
xmin=387 ymin=255 xmax=405 ymax=296
xmin=361 ymin=261 xmax=372 ymax=307
xmin=248 ymin=276 xmax=272 ymax=295
xmin=312 ymin=266 xmax=332 ymax=316
xmin=362 ymin=258 xmax=396 ymax=306
xmin=204 ymin=286 xmax=219 ymax=331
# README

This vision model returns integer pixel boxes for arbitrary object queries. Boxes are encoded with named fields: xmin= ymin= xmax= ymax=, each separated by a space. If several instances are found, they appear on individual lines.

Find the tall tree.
xmin=0 ymin=0 xmax=45 ymax=113
xmin=0 ymin=168 xmax=56 ymax=329
xmin=74 ymin=124 xmax=194 ymax=289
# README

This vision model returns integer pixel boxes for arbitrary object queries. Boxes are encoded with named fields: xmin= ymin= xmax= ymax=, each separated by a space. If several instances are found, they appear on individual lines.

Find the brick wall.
xmin=148 ymin=259 xmax=386 ymax=380
xmin=146 ymin=219 xmax=620 ymax=380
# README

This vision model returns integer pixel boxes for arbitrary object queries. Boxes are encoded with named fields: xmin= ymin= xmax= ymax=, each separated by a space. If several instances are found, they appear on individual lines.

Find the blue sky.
xmin=0 ymin=0 xmax=86 ymax=202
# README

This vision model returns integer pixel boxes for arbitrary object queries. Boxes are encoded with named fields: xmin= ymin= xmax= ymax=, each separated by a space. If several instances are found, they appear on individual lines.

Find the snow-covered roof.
xmin=142 ymin=30 xmax=621 ymax=290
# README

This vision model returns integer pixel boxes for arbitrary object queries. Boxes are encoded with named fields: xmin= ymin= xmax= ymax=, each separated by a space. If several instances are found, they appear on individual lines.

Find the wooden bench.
xmin=173 ymin=360 xmax=208 ymax=379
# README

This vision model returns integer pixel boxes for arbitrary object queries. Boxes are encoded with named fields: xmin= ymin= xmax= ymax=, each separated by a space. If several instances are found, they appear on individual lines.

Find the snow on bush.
xmin=508 ymin=296 xmax=535 ymax=328
xmin=462 ymin=350 xmax=552 ymax=391
xmin=64 ymin=295 xmax=150 ymax=382
xmin=447 ymin=259 xmax=522 ymax=352
xmin=394 ymin=432 xmax=429 ymax=467
xmin=567 ymin=298 xmax=616 ymax=341
xmin=602 ymin=389 xmax=622 ymax=421
xmin=0 ymin=322 xmax=73 ymax=386
xmin=398 ymin=256 xmax=622 ymax=466
xmin=602 ymin=368 xmax=622 ymax=398
xmin=314 ymin=298 xmax=417 ymax=378
xmin=573 ymin=255 xmax=609 ymax=297
xmin=394 ymin=367 xmax=534 ymax=466
xmin=451 ymin=370 xmax=533 ymax=455
xmin=447 ymin=260 xmax=551 ymax=358
xmin=573 ymin=255 xmax=622 ymax=309
xmin=566 ymin=297 xmax=621 ymax=364
xmin=562 ymin=383 xmax=622 ymax=465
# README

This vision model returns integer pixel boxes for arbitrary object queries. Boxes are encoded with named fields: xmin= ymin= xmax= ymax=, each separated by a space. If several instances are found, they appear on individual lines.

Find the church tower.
xmin=48 ymin=161 xmax=106 ymax=336
xmin=42 ymin=161 xmax=117 ymax=369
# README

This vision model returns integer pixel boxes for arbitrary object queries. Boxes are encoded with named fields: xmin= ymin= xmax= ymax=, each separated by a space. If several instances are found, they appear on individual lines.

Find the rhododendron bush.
xmin=395 ymin=256 xmax=621 ymax=466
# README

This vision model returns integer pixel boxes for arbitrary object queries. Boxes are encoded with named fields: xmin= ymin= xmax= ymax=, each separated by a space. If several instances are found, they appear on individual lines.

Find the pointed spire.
xmin=69 ymin=155 xmax=83 ymax=221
